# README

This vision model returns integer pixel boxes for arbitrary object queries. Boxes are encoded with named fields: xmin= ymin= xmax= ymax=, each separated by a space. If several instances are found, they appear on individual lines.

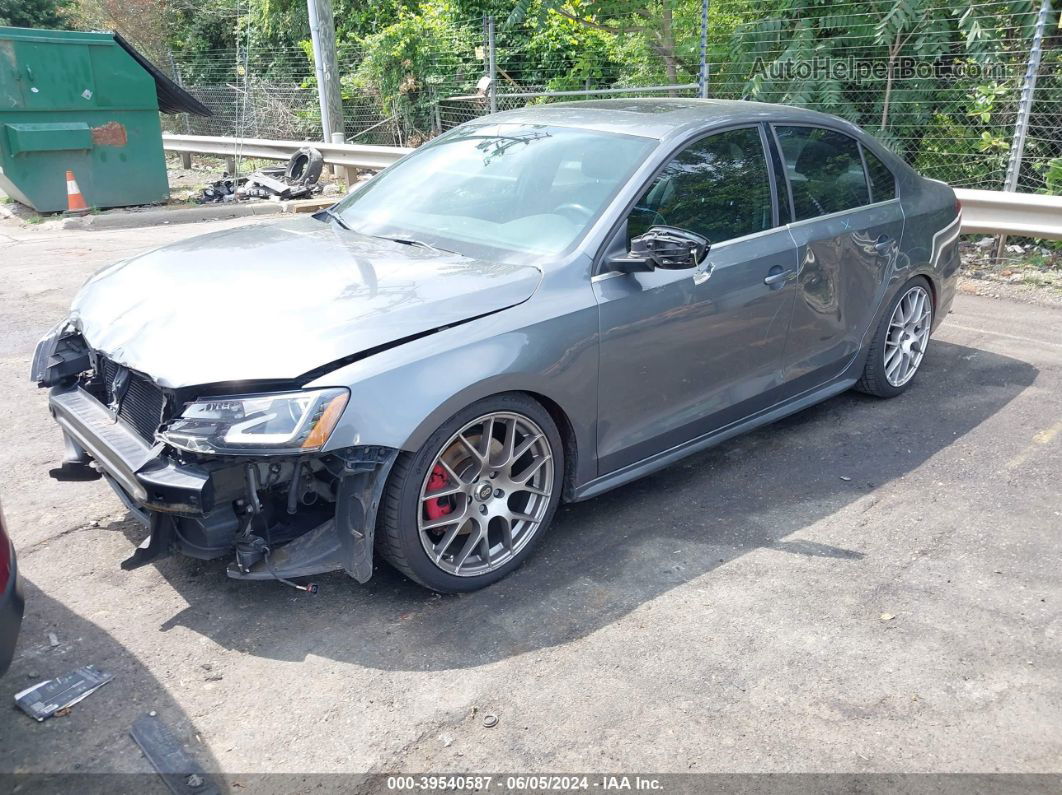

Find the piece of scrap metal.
xmin=14 ymin=664 xmax=114 ymax=721
xmin=130 ymin=713 xmax=220 ymax=795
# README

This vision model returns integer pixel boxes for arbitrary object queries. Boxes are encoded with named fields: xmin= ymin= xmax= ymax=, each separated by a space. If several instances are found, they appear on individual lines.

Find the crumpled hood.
xmin=71 ymin=217 xmax=542 ymax=388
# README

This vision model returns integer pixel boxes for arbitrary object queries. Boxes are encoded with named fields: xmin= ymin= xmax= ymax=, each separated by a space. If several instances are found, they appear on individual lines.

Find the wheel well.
xmin=919 ymin=272 xmax=939 ymax=313
xmin=520 ymin=391 xmax=579 ymax=502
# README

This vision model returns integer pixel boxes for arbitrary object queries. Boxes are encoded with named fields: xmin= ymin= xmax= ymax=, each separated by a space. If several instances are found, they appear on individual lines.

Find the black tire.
xmin=285 ymin=146 xmax=324 ymax=185
xmin=856 ymin=276 xmax=934 ymax=398
xmin=377 ymin=393 xmax=565 ymax=593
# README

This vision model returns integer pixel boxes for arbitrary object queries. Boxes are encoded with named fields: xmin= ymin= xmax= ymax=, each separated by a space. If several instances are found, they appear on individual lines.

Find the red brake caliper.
xmin=424 ymin=463 xmax=454 ymax=521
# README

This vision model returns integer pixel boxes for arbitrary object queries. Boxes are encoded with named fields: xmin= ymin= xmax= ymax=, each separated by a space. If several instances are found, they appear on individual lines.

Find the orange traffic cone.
xmin=64 ymin=170 xmax=90 ymax=215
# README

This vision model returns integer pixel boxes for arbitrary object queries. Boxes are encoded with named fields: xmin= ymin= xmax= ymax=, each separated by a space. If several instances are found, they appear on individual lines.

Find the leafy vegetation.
xmin=0 ymin=0 xmax=74 ymax=29
xmin=13 ymin=0 xmax=1060 ymax=189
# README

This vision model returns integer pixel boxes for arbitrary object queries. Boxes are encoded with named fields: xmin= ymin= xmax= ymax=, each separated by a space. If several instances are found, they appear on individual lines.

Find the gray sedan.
xmin=32 ymin=99 xmax=960 ymax=593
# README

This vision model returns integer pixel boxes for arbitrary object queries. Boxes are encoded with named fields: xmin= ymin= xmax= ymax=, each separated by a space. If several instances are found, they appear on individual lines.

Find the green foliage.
xmin=108 ymin=0 xmax=1059 ymax=191
xmin=967 ymin=82 xmax=1009 ymax=123
xmin=498 ymin=6 xmax=620 ymax=91
xmin=1043 ymin=157 xmax=1062 ymax=196
xmin=0 ymin=0 xmax=74 ymax=28
xmin=351 ymin=6 xmax=477 ymax=141
xmin=914 ymin=112 xmax=1007 ymax=186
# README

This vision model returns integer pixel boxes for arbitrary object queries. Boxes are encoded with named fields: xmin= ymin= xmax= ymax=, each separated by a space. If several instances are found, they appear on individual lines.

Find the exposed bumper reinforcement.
xmin=49 ymin=385 xmax=398 ymax=584
xmin=48 ymin=386 xmax=212 ymax=513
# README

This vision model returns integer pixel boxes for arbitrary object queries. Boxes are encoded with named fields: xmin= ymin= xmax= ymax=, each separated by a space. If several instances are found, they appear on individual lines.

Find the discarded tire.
xmin=285 ymin=147 xmax=324 ymax=186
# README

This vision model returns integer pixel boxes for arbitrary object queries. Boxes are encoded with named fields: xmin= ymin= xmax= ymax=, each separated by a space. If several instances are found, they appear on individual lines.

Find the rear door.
xmin=772 ymin=125 xmax=904 ymax=389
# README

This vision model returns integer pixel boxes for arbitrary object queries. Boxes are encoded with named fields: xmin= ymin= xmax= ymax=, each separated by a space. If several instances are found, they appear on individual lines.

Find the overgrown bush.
xmin=348 ymin=8 xmax=477 ymax=142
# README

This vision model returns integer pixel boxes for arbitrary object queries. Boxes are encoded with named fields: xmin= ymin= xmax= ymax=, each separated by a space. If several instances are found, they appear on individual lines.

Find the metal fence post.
xmin=331 ymin=131 xmax=356 ymax=187
xmin=167 ymin=51 xmax=194 ymax=146
xmin=1003 ymin=0 xmax=1049 ymax=193
xmin=699 ymin=0 xmax=710 ymax=98
xmin=994 ymin=0 xmax=1050 ymax=262
xmin=488 ymin=16 xmax=498 ymax=115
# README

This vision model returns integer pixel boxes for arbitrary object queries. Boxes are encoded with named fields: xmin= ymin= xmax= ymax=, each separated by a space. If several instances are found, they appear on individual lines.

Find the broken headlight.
xmin=159 ymin=388 xmax=349 ymax=455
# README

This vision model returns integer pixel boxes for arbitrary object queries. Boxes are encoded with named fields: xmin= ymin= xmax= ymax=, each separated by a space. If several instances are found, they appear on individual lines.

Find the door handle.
xmin=874 ymin=235 xmax=894 ymax=254
xmin=764 ymin=267 xmax=794 ymax=287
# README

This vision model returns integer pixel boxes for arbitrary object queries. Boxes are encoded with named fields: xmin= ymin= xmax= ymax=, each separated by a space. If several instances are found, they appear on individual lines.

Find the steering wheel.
xmin=553 ymin=203 xmax=594 ymax=223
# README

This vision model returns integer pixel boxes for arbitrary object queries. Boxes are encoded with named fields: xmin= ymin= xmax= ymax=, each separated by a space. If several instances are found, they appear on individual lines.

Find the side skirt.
xmin=573 ymin=373 xmax=859 ymax=502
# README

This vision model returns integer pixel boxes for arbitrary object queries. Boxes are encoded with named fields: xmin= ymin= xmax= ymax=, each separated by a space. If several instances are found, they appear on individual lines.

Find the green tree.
xmin=509 ymin=0 xmax=696 ymax=85
xmin=0 ymin=0 xmax=74 ymax=28
xmin=351 ymin=5 xmax=477 ymax=141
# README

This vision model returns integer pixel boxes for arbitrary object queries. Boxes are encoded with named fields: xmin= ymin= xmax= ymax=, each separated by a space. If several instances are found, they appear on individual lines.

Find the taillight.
xmin=0 ymin=509 xmax=9 ymax=592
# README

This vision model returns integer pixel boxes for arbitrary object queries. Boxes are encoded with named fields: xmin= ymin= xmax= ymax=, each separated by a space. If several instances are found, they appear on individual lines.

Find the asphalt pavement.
xmin=0 ymin=218 xmax=1059 ymax=787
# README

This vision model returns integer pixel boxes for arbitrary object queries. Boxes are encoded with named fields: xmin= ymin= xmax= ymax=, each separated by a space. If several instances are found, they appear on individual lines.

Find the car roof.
xmin=483 ymin=98 xmax=857 ymax=141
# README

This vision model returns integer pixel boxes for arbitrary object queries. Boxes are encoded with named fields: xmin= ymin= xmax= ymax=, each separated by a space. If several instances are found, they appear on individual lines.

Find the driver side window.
xmin=628 ymin=127 xmax=773 ymax=245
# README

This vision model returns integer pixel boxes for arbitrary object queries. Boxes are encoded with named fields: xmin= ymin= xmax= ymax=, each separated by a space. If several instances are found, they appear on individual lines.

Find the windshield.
xmin=333 ymin=123 xmax=655 ymax=259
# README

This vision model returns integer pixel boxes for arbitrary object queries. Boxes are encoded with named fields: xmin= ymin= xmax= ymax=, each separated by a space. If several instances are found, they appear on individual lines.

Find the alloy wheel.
xmin=884 ymin=285 xmax=932 ymax=387
xmin=417 ymin=411 xmax=554 ymax=577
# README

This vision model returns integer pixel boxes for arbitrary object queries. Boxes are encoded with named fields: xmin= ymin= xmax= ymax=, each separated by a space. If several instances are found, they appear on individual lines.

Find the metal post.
xmin=699 ymin=0 xmax=710 ymax=98
xmin=331 ymin=131 xmax=356 ymax=187
xmin=307 ymin=0 xmax=344 ymax=144
xmin=168 ymin=51 xmax=194 ymax=137
xmin=994 ymin=0 xmax=1050 ymax=262
xmin=488 ymin=16 xmax=498 ymax=115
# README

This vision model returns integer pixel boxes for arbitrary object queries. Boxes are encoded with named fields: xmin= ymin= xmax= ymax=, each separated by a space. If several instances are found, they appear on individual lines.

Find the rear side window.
xmin=775 ymin=126 xmax=870 ymax=220
xmin=628 ymin=126 xmax=773 ymax=244
xmin=863 ymin=147 xmax=897 ymax=202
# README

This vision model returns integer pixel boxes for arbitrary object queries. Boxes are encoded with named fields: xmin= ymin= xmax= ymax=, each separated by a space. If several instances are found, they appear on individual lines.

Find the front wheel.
xmin=856 ymin=277 xmax=934 ymax=398
xmin=377 ymin=394 xmax=564 ymax=592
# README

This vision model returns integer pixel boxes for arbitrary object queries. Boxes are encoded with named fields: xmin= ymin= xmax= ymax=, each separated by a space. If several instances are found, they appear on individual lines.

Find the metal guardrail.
xmin=163 ymin=136 xmax=1062 ymax=241
xmin=162 ymin=134 xmax=411 ymax=170
xmin=954 ymin=188 xmax=1062 ymax=241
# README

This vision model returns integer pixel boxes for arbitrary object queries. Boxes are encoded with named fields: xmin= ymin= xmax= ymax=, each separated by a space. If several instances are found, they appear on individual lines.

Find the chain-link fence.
xmin=162 ymin=2 xmax=1062 ymax=281
xmin=166 ymin=45 xmax=404 ymax=145
xmin=165 ymin=3 xmax=1060 ymax=188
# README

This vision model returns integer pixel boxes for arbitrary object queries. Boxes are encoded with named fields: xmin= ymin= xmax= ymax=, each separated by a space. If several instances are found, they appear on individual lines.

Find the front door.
xmin=593 ymin=126 xmax=799 ymax=474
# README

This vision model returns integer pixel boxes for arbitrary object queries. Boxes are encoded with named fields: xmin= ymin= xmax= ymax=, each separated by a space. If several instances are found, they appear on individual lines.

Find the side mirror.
xmin=608 ymin=226 xmax=710 ymax=274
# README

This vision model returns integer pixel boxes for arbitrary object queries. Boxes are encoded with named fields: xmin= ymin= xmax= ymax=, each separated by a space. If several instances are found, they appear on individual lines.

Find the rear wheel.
xmin=856 ymin=277 xmax=934 ymax=398
xmin=377 ymin=394 xmax=564 ymax=592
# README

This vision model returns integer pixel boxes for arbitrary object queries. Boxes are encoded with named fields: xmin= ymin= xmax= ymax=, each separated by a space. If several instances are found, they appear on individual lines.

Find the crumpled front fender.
xmin=225 ymin=445 xmax=398 ymax=584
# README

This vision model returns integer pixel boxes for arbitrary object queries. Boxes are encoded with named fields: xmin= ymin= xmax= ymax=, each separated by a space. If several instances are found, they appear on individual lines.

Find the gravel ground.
xmin=0 ymin=218 xmax=1060 ymax=789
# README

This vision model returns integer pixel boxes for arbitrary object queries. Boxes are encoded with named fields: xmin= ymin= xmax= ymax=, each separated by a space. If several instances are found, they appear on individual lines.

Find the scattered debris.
xmin=130 ymin=713 xmax=220 ymax=795
xmin=880 ymin=613 xmax=896 ymax=622
xmin=440 ymin=732 xmax=454 ymax=748
xmin=839 ymin=475 xmax=852 ymax=482
xmin=197 ymin=147 xmax=325 ymax=204
xmin=15 ymin=665 xmax=114 ymax=722
xmin=960 ymin=238 xmax=1062 ymax=291
xmin=482 ymin=713 xmax=499 ymax=728
xmin=48 ymin=632 xmax=59 ymax=647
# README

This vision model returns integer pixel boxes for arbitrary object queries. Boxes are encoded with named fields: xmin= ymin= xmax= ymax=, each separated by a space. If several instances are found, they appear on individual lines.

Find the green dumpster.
xmin=0 ymin=26 xmax=209 ymax=212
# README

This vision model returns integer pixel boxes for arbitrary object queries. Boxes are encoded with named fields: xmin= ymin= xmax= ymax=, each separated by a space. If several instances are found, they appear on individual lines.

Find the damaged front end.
xmin=32 ymin=324 xmax=396 ymax=587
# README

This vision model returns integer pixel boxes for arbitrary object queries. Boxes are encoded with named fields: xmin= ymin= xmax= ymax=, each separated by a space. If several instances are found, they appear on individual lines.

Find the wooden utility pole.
xmin=307 ymin=0 xmax=344 ymax=143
